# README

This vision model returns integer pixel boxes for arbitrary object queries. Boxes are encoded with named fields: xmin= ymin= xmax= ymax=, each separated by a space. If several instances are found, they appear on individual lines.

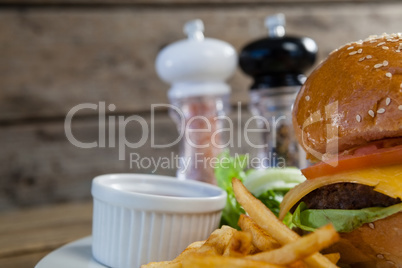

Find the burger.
xmin=279 ymin=33 xmax=402 ymax=268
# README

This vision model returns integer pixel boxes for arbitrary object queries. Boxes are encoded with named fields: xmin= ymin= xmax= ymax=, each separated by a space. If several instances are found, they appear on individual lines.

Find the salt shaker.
xmin=156 ymin=19 xmax=237 ymax=184
xmin=239 ymin=14 xmax=317 ymax=168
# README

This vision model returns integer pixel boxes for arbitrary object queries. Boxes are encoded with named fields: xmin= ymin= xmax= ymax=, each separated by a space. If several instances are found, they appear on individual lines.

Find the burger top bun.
xmin=293 ymin=33 xmax=402 ymax=161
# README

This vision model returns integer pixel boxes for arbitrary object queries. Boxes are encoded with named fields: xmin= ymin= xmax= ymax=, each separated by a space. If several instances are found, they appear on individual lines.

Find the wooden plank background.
xmin=0 ymin=202 xmax=92 ymax=267
xmin=1 ymin=0 xmax=402 ymax=211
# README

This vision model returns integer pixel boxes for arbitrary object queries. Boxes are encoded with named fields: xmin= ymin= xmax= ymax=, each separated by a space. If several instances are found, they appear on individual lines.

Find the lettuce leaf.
xmin=244 ymin=168 xmax=306 ymax=197
xmin=292 ymin=202 xmax=402 ymax=233
xmin=214 ymin=151 xmax=305 ymax=230
xmin=215 ymin=152 xmax=248 ymax=229
xmin=245 ymin=168 xmax=305 ymax=219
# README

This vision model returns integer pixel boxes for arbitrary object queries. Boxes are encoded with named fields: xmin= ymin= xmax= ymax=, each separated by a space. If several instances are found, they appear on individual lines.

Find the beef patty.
xmin=299 ymin=183 xmax=401 ymax=210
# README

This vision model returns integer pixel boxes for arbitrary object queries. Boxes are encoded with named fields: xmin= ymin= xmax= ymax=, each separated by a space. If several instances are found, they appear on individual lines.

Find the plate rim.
xmin=35 ymin=236 xmax=107 ymax=268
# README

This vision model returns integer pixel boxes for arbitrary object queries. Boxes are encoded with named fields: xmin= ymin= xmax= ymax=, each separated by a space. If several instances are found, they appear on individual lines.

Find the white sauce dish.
xmin=91 ymin=173 xmax=226 ymax=268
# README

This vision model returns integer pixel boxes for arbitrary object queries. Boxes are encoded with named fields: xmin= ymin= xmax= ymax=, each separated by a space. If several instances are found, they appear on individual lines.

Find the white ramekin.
xmin=91 ymin=173 xmax=226 ymax=268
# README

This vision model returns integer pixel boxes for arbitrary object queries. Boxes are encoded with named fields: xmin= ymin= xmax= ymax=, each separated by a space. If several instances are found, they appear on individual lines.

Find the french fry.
xmin=246 ymin=224 xmax=339 ymax=265
xmin=222 ymin=230 xmax=254 ymax=257
xmin=181 ymin=253 xmax=285 ymax=268
xmin=171 ymin=240 xmax=205 ymax=261
xmin=141 ymin=240 xmax=205 ymax=268
xmin=140 ymin=261 xmax=175 ymax=268
xmin=324 ymin=253 xmax=341 ymax=264
xmin=288 ymin=261 xmax=308 ymax=268
xmin=232 ymin=178 xmax=299 ymax=244
xmin=238 ymin=214 xmax=280 ymax=252
xmin=232 ymin=178 xmax=339 ymax=268
xmin=143 ymin=179 xmax=342 ymax=268
xmin=198 ymin=225 xmax=236 ymax=255
xmin=142 ymin=226 xmax=237 ymax=268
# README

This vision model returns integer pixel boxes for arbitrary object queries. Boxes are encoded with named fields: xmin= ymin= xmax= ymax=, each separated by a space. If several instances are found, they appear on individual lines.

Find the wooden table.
xmin=0 ymin=202 xmax=93 ymax=268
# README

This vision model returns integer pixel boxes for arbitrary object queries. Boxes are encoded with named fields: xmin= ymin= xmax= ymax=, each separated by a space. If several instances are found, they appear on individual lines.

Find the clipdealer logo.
xmin=63 ymin=102 xmax=283 ymax=152
xmin=63 ymin=101 xmax=340 ymax=170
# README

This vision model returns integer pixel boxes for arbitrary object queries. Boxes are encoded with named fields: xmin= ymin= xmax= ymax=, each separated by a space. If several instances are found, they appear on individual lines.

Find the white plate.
xmin=35 ymin=236 xmax=107 ymax=268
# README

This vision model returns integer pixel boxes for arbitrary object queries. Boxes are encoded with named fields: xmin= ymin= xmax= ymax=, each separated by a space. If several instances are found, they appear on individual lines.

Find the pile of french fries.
xmin=142 ymin=179 xmax=340 ymax=268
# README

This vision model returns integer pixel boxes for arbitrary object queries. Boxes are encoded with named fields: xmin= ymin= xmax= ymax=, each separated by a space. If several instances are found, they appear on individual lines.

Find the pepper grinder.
xmin=239 ymin=14 xmax=317 ymax=168
xmin=156 ymin=19 xmax=237 ymax=184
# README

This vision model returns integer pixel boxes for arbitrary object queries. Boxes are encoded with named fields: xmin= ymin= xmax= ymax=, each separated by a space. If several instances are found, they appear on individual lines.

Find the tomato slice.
xmin=302 ymin=144 xmax=402 ymax=179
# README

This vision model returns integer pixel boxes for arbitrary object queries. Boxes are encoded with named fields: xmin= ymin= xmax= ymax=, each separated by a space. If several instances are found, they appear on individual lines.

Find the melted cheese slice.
xmin=279 ymin=164 xmax=402 ymax=220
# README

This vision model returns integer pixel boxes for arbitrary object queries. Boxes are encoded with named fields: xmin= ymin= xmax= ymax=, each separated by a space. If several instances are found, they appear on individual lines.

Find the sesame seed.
xmin=329 ymin=48 xmax=338 ymax=55
xmin=400 ymin=82 xmax=402 ymax=88
xmin=349 ymin=51 xmax=358 ymax=55
xmin=377 ymin=254 xmax=384 ymax=259
xmin=386 ymin=72 xmax=392 ymax=78
xmin=397 ymin=50 xmax=401 ymax=53
xmin=356 ymin=115 xmax=361 ymax=122
xmin=357 ymin=48 xmax=363 ymax=53
xmin=359 ymin=57 xmax=366 ymax=62
xmin=374 ymin=63 xmax=383 ymax=68
xmin=368 ymin=223 xmax=375 ymax=229
xmin=383 ymin=60 xmax=389 ymax=66
xmin=368 ymin=110 xmax=375 ymax=117
xmin=305 ymin=96 xmax=310 ymax=101
xmin=369 ymin=40 xmax=377 ymax=43
xmin=377 ymin=108 xmax=385 ymax=114
xmin=386 ymin=98 xmax=391 ymax=106
xmin=356 ymin=40 xmax=363 ymax=45
xmin=377 ymin=42 xmax=386 ymax=46
xmin=347 ymin=46 xmax=354 ymax=50
xmin=399 ymin=105 xmax=402 ymax=110
xmin=382 ymin=46 xmax=389 ymax=50
xmin=366 ymin=55 xmax=372 ymax=59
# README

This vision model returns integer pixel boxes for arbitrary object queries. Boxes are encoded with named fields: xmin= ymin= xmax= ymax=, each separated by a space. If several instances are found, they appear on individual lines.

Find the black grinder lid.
xmin=239 ymin=14 xmax=318 ymax=89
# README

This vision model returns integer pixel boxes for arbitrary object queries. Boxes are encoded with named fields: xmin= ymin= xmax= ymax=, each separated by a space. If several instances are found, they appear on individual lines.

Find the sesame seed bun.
xmin=293 ymin=33 xmax=402 ymax=161
xmin=289 ymin=33 xmax=402 ymax=267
